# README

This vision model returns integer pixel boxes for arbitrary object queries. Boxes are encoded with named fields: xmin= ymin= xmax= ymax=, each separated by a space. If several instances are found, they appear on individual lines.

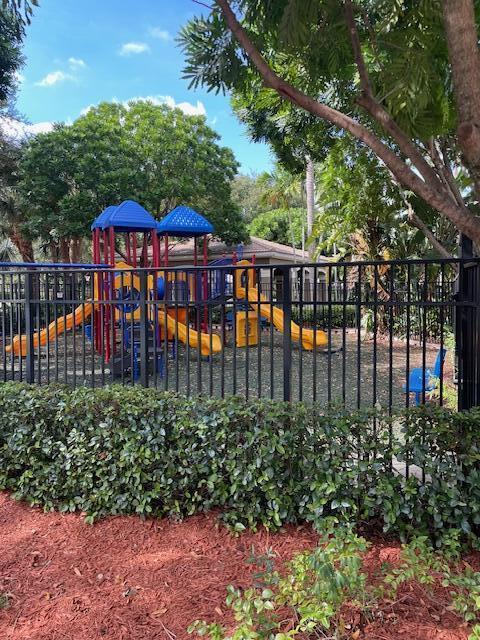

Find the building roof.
xmin=167 ymin=236 xmax=332 ymax=264
xmin=157 ymin=205 xmax=214 ymax=237
xmin=101 ymin=200 xmax=157 ymax=232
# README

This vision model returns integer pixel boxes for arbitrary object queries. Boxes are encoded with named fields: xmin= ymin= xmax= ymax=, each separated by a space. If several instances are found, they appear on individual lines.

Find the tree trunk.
xmin=304 ymin=156 xmax=315 ymax=299
xmin=60 ymin=238 xmax=71 ymax=263
xmin=70 ymin=237 xmax=83 ymax=263
xmin=442 ymin=0 xmax=480 ymax=196
xmin=49 ymin=241 xmax=59 ymax=262
xmin=8 ymin=224 xmax=34 ymax=262
xmin=305 ymin=156 xmax=315 ymax=260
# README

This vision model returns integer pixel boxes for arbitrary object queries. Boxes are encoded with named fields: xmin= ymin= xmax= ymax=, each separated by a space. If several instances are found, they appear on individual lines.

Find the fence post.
xmin=24 ymin=271 xmax=35 ymax=384
xmin=139 ymin=270 xmax=149 ymax=387
xmin=281 ymin=266 xmax=292 ymax=402
xmin=456 ymin=255 xmax=480 ymax=410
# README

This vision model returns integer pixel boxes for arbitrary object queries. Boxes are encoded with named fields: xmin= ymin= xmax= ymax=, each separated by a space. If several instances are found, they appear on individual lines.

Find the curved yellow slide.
xmin=6 ymin=302 xmax=93 ymax=357
xmin=158 ymin=312 xmax=221 ymax=357
xmin=237 ymin=285 xmax=327 ymax=350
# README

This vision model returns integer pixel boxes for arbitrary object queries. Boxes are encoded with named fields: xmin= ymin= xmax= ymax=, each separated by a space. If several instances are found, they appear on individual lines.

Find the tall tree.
xmin=0 ymin=6 xmax=25 ymax=106
xmin=180 ymin=0 xmax=480 ymax=249
xmin=230 ymin=173 xmax=272 ymax=222
xmin=0 ymin=133 xmax=34 ymax=262
xmin=18 ymin=101 xmax=247 ymax=261
xmin=0 ymin=2 xmax=34 ymax=262
xmin=248 ymin=207 xmax=305 ymax=248
xmin=312 ymin=139 xmax=457 ymax=261
xmin=305 ymin=156 xmax=315 ymax=260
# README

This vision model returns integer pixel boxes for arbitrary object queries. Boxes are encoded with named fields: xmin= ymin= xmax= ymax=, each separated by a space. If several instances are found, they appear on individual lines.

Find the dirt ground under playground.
xmin=0 ymin=493 xmax=474 ymax=640
xmin=2 ymin=329 xmax=454 ymax=409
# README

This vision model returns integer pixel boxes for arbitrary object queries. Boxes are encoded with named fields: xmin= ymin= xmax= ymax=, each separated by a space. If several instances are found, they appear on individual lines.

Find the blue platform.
xmin=157 ymin=205 xmax=214 ymax=237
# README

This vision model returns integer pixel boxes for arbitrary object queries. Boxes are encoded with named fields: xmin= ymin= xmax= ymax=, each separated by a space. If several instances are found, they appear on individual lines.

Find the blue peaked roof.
xmin=103 ymin=200 xmax=157 ymax=231
xmin=98 ymin=200 xmax=157 ymax=232
xmin=91 ymin=205 xmax=117 ymax=230
xmin=156 ymin=205 xmax=214 ymax=237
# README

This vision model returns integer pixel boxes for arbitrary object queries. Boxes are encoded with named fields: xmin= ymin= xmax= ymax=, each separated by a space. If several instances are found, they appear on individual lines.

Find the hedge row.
xmin=0 ymin=383 xmax=479 ymax=542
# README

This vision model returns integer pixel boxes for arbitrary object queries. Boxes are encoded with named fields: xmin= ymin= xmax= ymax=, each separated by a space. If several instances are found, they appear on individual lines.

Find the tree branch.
xmin=388 ymin=167 xmax=456 ymax=261
xmin=406 ymin=208 xmax=454 ymax=260
xmin=214 ymin=0 xmax=480 ymax=244
xmin=344 ymin=0 xmax=372 ymax=96
xmin=428 ymin=138 xmax=465 ymax=210
xmin=344 ymin=0 xmax=445 ymax=191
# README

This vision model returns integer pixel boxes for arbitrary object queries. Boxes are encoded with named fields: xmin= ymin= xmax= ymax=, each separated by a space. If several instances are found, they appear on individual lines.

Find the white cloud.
xmin=143 ymin=95 xmax=207 ymax=116
xmin=68 ymin=57 xmax=86 ymax=69
xmin=149 ymin=27 xmax=171 ymax=41
xmin=35 ymin=70 xmax=74 ymax=87
xmin=80 ymin=104 xmax=94 ymax=116
xmin=0 ymin=117 xmax=54 ymax=141
xmin=79 ymin=96 xmax=207 ymax=119
xmin=14 ymin=71 xmax=25 ymax=84
xmin=119 ymin=42 xmax=150 ymax=56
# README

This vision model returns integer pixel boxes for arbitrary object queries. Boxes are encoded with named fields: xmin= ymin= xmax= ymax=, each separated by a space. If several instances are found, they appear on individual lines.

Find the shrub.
xmin=189 ymin=528 xmax=480 ymax=639
xmin=0 ymin=383 xmax=480 ymax=543
xmin=291 ymin=304 xmax=357 ymax=329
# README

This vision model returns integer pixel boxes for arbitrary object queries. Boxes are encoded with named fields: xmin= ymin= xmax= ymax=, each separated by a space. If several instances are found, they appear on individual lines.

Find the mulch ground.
xmin=0 ymin=492 xmax=475 ymax=640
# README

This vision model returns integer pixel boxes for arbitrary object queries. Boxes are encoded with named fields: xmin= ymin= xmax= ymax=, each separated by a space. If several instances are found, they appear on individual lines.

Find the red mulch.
xmin=0 ymin=493 xmax=475 ymax=640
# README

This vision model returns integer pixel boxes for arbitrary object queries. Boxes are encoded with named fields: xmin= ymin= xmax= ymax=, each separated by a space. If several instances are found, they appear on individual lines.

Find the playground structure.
xmin=6 ymin=200 xmax=328 ymax=379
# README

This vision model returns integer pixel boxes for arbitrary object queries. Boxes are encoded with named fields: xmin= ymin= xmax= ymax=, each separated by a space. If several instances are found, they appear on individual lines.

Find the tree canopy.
xmin=18 ymin=100 xmax=247 ymax=260
xmin=180 ymin=0 xmax=480 ymax=251
xmin=0 ymin=4 xmax=31 ymax=262
xmin=230 ymin=173 xmax=273 ymax=222
xmin=249 ymin=207 xmax=305 ymax=248
xmin=0 ymin=6 xmax=25 ymax=105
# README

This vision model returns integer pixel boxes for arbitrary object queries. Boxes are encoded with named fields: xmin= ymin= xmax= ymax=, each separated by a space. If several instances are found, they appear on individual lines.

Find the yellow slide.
xmin=6 ymin=302 xmax=93 ymax=357
xmin=237 ymin=285 xmax=327 ymax=350
xmin=158 ymin=312 xmax=221 ymax=357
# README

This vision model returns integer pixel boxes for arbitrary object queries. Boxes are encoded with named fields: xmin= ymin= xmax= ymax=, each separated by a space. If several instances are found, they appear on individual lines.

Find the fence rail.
xmin=0 ymin=257 xmax=478 ymax=411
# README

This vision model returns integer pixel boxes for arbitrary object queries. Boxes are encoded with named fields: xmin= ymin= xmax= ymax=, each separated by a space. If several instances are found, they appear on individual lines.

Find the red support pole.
xmin=132 ymin=233 xmax=137 ymax=268
xmin=126 ymin=233 xmax=131 ymax=265
xmin=92 ymin=229 xmax=100 ymax=353
xmin=164 ymin=234 xmax=169 ymax=267
xmin=193 ymin=236 xmax=197 ymax=304
xmin=102 ymin=230 xmax=108 ymax=265
xmin=109 ymin=226 xmax=115 ymax=266
xmin=101 ymin=229 xmax=110 ymax=362
xmin=142 ymin=233 xmax=148 ymax=268
xmin=109 ymin=226 xmax=116 ymax=357
xmin=152 ymin=232 xmax=160 ymax=268
xmin=202 ymin=234 xmax=208 ymax=331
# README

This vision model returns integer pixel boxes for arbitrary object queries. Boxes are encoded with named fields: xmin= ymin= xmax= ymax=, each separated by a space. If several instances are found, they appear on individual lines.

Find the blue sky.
xmin=15 ymin=0 xmax=274 ymax=174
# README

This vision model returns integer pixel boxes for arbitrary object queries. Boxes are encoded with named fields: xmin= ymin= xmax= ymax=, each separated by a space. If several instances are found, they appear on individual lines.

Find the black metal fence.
xmin=0 ymin=258 xmax=478 ymax=411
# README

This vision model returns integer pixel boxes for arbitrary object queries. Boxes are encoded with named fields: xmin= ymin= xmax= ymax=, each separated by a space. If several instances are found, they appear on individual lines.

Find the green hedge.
xmin=0 ymin=383 xmax=480 ymax=542
xmin=291 ymin=305 xmax=357 ymax=329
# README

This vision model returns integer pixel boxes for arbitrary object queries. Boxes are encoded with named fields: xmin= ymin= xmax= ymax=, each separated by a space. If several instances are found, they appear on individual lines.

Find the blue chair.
xmin=403 ymin=348 xmax=447 ymax=405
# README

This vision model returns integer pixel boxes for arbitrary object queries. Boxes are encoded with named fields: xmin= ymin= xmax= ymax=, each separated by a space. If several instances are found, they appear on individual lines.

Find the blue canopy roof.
xmin=156 ymin=205 xmax=214 ymax=237
xmin=91 ymin=205 xmax=117 ymax=231
xmin=101 ymin=200 xmax=157 ymax=232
